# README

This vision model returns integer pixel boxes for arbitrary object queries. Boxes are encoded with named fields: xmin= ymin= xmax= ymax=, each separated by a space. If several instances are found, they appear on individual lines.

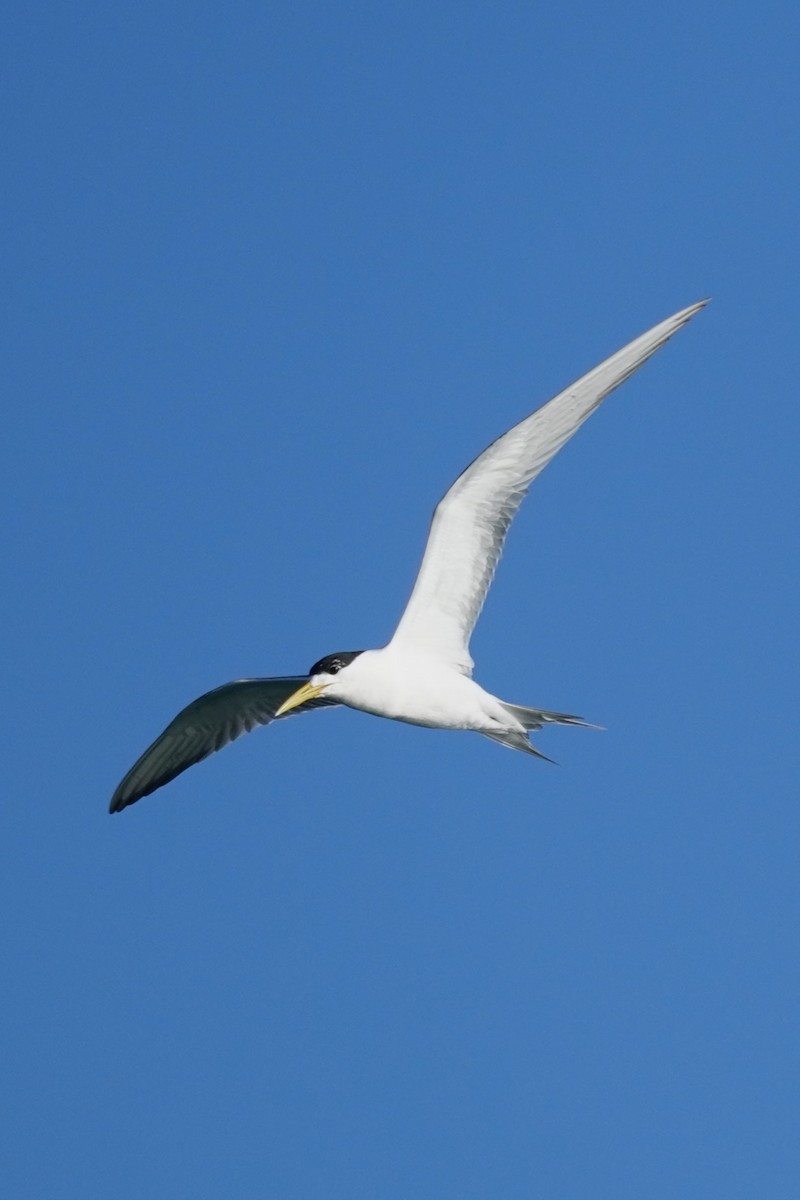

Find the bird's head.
xmin=275 ymin=651 xmax=364 ymax=715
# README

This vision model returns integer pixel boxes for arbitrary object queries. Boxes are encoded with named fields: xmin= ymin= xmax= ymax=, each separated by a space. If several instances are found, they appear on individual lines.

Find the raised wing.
xmin=389 ymin=301 xmax=706 ymax=673
xmin=110 ymin=677 xmax=337 ymax=812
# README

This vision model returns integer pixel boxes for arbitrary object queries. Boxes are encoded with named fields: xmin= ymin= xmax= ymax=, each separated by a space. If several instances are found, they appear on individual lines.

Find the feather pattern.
xmin=109 ymin=677 xmax=337 ymax=812
xmin=389 ymin=301 xmax=706 ymax=672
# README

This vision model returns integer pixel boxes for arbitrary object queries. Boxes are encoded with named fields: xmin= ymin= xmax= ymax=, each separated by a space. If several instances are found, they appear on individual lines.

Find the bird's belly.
xmin=363 ymin=701 xmax=470 ymax=731
xmin=341 ymin=659 xmax=494 ymax=731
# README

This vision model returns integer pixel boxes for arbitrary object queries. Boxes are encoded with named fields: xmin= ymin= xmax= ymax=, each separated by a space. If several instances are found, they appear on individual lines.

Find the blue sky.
xmin=2 ymin=2 xmax=798 ymax=1197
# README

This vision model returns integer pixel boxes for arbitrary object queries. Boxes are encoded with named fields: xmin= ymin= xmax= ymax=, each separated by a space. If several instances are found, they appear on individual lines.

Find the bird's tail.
xmin=481 ymin=729 xmax=557 ymax=761
xmin=480 ymin=702 xmax=600 ymax=761
xmin=499 ymin=702 xmax=599 ymax=732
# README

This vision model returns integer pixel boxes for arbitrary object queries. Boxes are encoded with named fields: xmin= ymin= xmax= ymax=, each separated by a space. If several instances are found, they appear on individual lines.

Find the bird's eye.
xmin=308 ymin=651 xmax=364 ymax=677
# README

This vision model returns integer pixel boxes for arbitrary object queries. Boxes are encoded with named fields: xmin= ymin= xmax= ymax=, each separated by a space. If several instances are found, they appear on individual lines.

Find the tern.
xmin=110 ymin=301 xmax=705 ymax=812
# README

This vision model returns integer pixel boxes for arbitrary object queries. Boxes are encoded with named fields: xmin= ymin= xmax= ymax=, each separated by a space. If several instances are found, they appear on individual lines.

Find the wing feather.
xmin=389 ymin=301 xmax=706 ymax=672
xmin=110 ymin=677 xmax=337 ymax=812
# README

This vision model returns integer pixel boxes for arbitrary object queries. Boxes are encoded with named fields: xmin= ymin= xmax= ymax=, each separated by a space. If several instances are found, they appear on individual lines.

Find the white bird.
xmin=110 ymin=301 xmax=705 ymax=812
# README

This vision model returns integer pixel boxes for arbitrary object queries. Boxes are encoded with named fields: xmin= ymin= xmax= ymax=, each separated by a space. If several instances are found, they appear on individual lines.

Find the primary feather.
xmin=110 ymin=678 xmax=337 ymax=812
xmin=110 ymin=300 xmax=706 ymax=811
xmin=389 ymin=301 xmax=706 ymax=673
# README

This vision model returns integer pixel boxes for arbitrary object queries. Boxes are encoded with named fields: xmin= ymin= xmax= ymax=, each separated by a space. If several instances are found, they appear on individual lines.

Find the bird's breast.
xmin=335 ymin=649 xmax=490 ymax=731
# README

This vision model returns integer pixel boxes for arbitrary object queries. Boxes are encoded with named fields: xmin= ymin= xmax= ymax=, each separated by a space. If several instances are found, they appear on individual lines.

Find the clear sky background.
xmin=2 ymin=3 xmax=798 ymax=1197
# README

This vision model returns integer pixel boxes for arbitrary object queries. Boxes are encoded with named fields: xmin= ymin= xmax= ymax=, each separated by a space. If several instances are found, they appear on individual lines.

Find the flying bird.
xmin=110 ymin=301 xmax=705 ymax=812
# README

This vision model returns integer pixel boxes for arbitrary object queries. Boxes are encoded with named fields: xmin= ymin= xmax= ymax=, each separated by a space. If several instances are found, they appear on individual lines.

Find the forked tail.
xmin=500 ymin=702 xmax=598 ymax=732
xmin=482 ymin=702 xmax=600 ymax=760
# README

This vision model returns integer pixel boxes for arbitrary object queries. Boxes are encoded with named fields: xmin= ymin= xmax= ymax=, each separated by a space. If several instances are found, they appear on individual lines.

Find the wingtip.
xmin=109 ymin=787 xmax=135 ymax=814
xmin=674 ymin=297 xmax=710 ymax=323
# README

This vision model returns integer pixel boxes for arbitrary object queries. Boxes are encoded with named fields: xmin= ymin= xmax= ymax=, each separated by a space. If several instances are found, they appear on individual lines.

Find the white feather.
xmin=110 ymin=301 xmax=705 ymax=810
xmin=389 ymin=301 xmax=707 ymax=673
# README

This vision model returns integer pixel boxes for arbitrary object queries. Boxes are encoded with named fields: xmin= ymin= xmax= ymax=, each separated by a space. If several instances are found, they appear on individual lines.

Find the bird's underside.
xmin=110 ymin=300 xmax=705 ymax=812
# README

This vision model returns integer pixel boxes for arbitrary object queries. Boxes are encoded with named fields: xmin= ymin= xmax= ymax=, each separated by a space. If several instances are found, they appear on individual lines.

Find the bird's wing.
xmin=110 ymin=677 xmax=338 ymax=812
xmin=389 ymin=300 xmax=706 ymax=673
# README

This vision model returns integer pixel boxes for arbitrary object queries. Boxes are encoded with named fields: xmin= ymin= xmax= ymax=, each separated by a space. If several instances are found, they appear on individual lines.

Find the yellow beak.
xmin=275 ymin=680 xmax=328 ymax=717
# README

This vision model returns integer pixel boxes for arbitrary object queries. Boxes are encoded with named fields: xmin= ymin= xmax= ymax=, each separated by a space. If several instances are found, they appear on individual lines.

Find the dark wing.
xmin=109 ymin=677 xmax=337 ymax=813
